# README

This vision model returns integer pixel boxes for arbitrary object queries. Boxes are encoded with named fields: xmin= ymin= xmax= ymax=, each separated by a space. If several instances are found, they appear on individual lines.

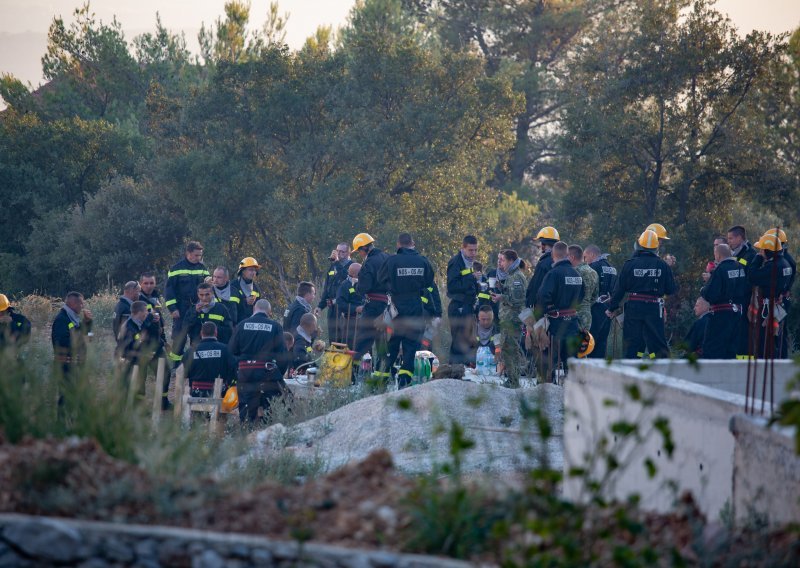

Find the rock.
xmin=2 ymin=519 xmax=87 ymax=563
xmin=192 ymin=549 xmax=225 ymax=568
xmin=251 ymin=549 xmax=274 ymax=564
xmin=369 ymin=551 xmax=400 ymax=567
xmin=101 ymin=536 xmax=135 ymax=563
xmin=133 ymin=538 xmax=158 ymax=560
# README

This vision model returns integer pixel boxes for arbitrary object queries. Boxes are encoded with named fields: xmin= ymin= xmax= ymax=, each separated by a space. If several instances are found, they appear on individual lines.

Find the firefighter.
xmin=228 ymin=299 xmax=289 ymax=424
xmin=727 ymin=226 xmax=757 ymax=268
xmin=568 ymin=244 xmax=597 ymax=331
xmin=185 ymin=282 xmax=234 ymax=345
xmin=166 ymin=241 xmax=210 ymax=367
xmin=747 ymin=233 xmax=792 ymax=359
xmin=182 ymin=321 xmax=237 ymax=397
xmin=685 ymin=297 xmax=711 ymax=357
xmin=352 ymin=233 xmax=391 ymax=378
xmin=606 ymin=230 xmax=677 ymax=359
xmin=335 ymin=262 xmax=364 ymax=349
xmin=646 ymin=223 xmax=676 ymax=268
xmin=490 ymin=249 xmax=528 ymax=388
xmin=525 ymin=226 xmax=560 ymax=308
xmin=446 ymin=235 xmax=480 ymax=364
xmin=378 ymin=233 xmax=435 ymax=387
xmin=51 ymin=292 xmax=94 ymax=411
xmin=317 ymin=243 xmax=352 ymax=343
xmin=0 ymin=293 xmax=31 ymax=350
xmin=292 ymin=312 xmax=324 ymax=371
xmin=537 ymin=242 xmax=585 ymax=377
xmin=232 ymin=257 xmax=263 ymax=321
xmin=420 ymin=280 xmax=443 ymax=350
xmin=139 ymin=272 xmax=166 ymax=346
xmin=212 ymin=266 xmax=241 ymax=325
xmin=584 ymin=244 xmax=617 ymax=359
xmin=284 ymin=281 xmax=315 ymax=338
xmin=117 ymin=301 xmax=166 ymax=401
xmin=112 ymin=281 xmax=141 ymax=339
xmin=700 ymin=243 xmax=750 ymax=359
xmin=768 ymin=229 xmax=796 ymax=358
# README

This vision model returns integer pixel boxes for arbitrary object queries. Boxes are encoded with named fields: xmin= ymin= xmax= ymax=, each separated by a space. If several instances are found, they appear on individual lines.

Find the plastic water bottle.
xmin=423 ymin=357 xmax=431 ymax=381
xmin=476 ymin=346 xmax=491 ymax=375
xmin=431 ymin=356 xmax=440 ymax=374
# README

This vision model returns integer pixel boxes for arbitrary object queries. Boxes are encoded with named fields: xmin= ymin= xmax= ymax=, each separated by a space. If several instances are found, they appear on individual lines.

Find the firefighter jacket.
xmin=112 ymin=297 xmax=133 ymax=339
xmin=423 ymin=282 xmax=443 ymax=318
xmin=229 ymin=312 xmax=288 ymax=375
xmin=590 ymin=255 xmax=618 ymax=298
xmin=116 ymin=314 xmax=164 ymax=363
xmin=537 ymin=259 xmax=585 ymax=316
xmin=283 ymin=297 xmax=312 ymax=337
xmin=164 ymin=258 xmax=210 ymax=315
xmin=701 ymin=257 xmax=751 ymax=306
xmin=356 ymin=248 xmax=391 ymax=297
xmin=51 ymin=307 xmax=92 ymax=364
xmin=379 ymin=247 xmax=435 ymax=318
xmin=575 ymin=262 xmax=598 ymax=329
xmin=185 ymin=302 xmax=234 ymax=344
xmin=336 ymin=279 xmax=365 ymax=317
xmin=232 ymin=276 xmax=263 ymax=321
xmin=182 ymin=337 xmax=237 ymax=391
xmin=318 ymin=260 xmax=352 ymax=314
xmin=783 ymin=249 xmax=796 ymax=292
xmin=213 ymin=282 xmax=241 ymax=326
xmin=139 ymin=290 xmax=166 ymax=341
xmin=292 ymin=329 xmax=319 ymax=369
xmin=0 ymin=309 xmax=31 ymax=348
xmin=685 ymin=313 xmax=710 ymax=356
xmin=748 ymin=254 xmax=792 ymax=300
xmin=446 ymin=252 xmax=478 ymax=308
xmin=608 ymin=251 xmax=677 ymax=312
xmin=526 ymin=250 xmax=554 ymax=308
xmin=734 ymin=241 xmax=758 ymax=269
xmin=498 ymin=266 xmax=528 ymax=322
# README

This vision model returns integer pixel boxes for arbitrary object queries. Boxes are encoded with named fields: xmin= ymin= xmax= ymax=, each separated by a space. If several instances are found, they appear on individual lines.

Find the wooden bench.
xmin=172 ymin=365 xmax=225 ymax=435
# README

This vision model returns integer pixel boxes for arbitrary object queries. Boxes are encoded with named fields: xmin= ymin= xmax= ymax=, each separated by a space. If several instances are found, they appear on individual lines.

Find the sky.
xmin=0 ymin=0 xmax=799 ymax=88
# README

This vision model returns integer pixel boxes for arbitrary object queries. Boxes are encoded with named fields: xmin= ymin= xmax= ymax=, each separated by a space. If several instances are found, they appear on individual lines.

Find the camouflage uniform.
xmin=498 ymin=266 xmax=528 ymax=387
xmin=575 ymin=262 xmax=598 ymax=330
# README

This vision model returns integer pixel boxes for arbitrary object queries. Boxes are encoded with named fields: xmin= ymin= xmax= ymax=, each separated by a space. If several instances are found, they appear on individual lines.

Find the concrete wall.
xmin=615 ymin=359 xmax=796 ymax=401
xmin=564 ymin=359 xmax=751 ymax=521
xmin=0 ymin=513 xmax=468 ymax=567
xmin=730 ymin=415 xmax=800 ymax=525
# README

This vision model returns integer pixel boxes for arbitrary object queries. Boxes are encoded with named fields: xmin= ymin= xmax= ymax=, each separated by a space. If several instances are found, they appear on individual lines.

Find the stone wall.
xmin=0 ymin=514 xmax=468 ymax=567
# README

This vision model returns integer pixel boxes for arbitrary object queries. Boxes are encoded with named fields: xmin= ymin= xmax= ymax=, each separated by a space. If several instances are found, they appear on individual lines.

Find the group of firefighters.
xmin=0 ymin=222 xmax=794 ymax=423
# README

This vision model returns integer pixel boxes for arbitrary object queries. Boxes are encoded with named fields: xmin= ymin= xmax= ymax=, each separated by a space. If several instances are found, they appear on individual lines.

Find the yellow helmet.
xmin=352 ymin=232 xmax=375 ymax=252
xmin=577 ymin=330 xmax=595 ymax=358
xmin=536 ymin=226 xmax=560 ymax=241
xmin=238 ymin=257 xmax=261 ymax=271
xmin=0 ymin=294 xmax=9 ymax=312
xmin=767 ymin=228 xmax=787 ymax=244
xmin=754 ymin=233 xmax=781 ymax=252
xmin=646 ymin=223 xmax=670 ymax=240
xmin=637 ymin=229 xmax=660 ymax=250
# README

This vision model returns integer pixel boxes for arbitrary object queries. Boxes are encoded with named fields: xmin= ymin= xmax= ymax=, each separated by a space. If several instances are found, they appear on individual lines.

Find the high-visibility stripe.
xmin=636 ymin=352 xmax=644 ymax=358
xmin=328 ymin=270 xmax=335 ymax=276
xmin=398 ymin=369 xmax=413 ymax=377
xmin=477 ymin=293 xmax=491 ymax=300
xmin=165 ymin=299 xmax=177 ymax=307
xmin=251 ymin=291 xmax=260 ymax=297
xmin=67 ymin=322 xmax=75 ymax=329
xmin=168 ymin=352 xmax=183 ymax=362
xmin=427 ymin=287 xmax=434 ymax=292
xmin=736 ymin=354 xmax=754 ymax=360
xmin=167 ymin=269 xmax=209 ymax=277
xmin=229 ymin=296 xmax=241 ymax=303
xmin=306 ymin=346 xmax=312 ymax=352
xmin=373 ymin=371 xmax=391 ymax=378
xmin=207 ymin=313 xmax=225 ymax=322
xmin=421 ymin=296 xmax=429 ymax=304
xmin=738 ymin=258 xmax=748 ymax=266
xmin=349 ymin=288 xmax=356 ymax=294
xmin=460 ymin=268 xmax=473 ymax=276
xmin=649 ymin=353 xmax=656 ymax=359
xmin=134 ymin=333 xmax=140 ymax=340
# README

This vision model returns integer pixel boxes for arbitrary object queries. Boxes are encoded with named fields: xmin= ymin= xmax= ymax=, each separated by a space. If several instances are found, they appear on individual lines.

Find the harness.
xmin=628 ymin=293 xmax=665 ymax=319
xmin=547 ymin=309 xmax=577 ymax=319
xmin=366 ymin=293 xmax=389 ymax=303
xmin=709 ymin=303 xmax=742 ymax=314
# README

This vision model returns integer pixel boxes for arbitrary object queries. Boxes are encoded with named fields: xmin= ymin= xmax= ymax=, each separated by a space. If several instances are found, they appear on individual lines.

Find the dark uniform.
xmin=526 ymin=250 xmax=554 ymax=308
xmin=734 ymin=241 xmax=758 ymax=267
xmin=588 ymin=255 xmax=617 ymax=359
xmin=139 ymin=290 xmax=167 ymax=345
xmin=446 ymin=253 xmax=479 ymax=364
xmin=182 ymin=337 xmax=237 ymax=396
xmin=685 ymin=313 xmax=710 ymax=357
xmin=748 ymin=253 xmax=792 ymax=358
xmin=112 ymin=297 xmax=133 ymax=340
xmin=51 ymin=307 xmax=92 ymax=382
xmin=185 ymin=302 xmax=234 ymax=345
xmin=732 ymin=241 xmax=758 ymax=357
xmin=318 ymin=259 xmax=352 ymax=343
xmin=283 ymin=298 xmax=312 ymax=339
xmin=778 ymin=248 xmax=796 ymax=358
xmin=537 ymin=258 xmax=585 ymax=372
xmin=420 ymin=282 xmax=443 ymax=350
xmin=231 ymin=275 xmax=263 ymax=322
xmin=335 ymin=278 xmax=364 ymax=349
xmin=477 ymin=269 xmax=499 ymax=320
xmin=228 ymin=312 xmax=288 ymax=423
xmin=0 ymin=308 xmax=31 ymax=349
xmin=165 ymin=258 xmax=210 ymax=365
xmin=116 ymin=314 xmax=165 ymax=365
xmin=292 ymin=331 xmax=318 ymax=371
xmin=608 ymin=250 xmax=677 ymax=359
xmin=354 ymin=247 xmax=391 ymax=374
xmin=213 ymin=283 xmax=242 ymax=326
xmin=700 ymin=257 xmax=750 ymax=359
xmin=379 ymin=247 xmax=435 ymax=386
